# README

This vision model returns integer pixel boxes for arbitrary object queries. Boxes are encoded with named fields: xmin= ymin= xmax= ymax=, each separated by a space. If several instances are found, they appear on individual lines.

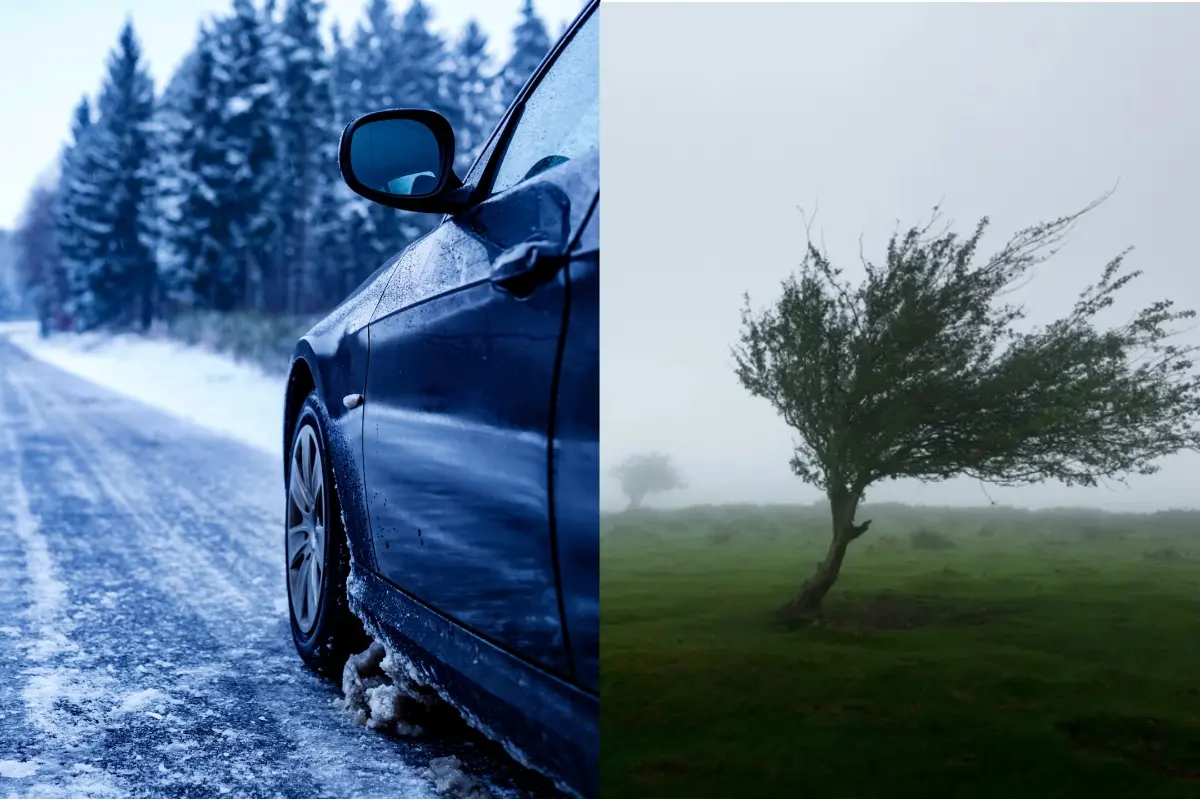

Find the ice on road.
xmin=0 ymin=333 xmax=546 ymax=798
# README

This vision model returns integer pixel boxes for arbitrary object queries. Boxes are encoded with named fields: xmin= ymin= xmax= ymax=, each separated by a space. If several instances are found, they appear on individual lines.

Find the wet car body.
xmin=281 ymin=2 xmax=598 ymax=796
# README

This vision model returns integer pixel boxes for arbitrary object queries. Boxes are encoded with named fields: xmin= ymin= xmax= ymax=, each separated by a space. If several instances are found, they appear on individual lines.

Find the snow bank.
xmin=342 ymin=642 xmax=492 ymax=798
xmin=115 ymin=687 xmax=168 ymax=714
xmin=0 ymin=759 xmax=39 ymax=779
xmin=2 ymin=324 xmax=284 ymax=458
xmin=341 ymin=642 xmax=435 ymax=736
xmin=424 ymin=756 xmax=490 ymax=799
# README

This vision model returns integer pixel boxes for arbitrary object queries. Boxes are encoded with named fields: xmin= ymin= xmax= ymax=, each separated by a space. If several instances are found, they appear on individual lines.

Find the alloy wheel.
xmin=287 ymin=424 xmax=326 ymax=634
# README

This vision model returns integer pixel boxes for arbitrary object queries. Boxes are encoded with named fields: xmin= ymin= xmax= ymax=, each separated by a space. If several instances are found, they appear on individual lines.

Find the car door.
xmin=361 ymin=6 xmax=599 ymax=677
xmin=551 ymin=202 xmax=599 ymax=693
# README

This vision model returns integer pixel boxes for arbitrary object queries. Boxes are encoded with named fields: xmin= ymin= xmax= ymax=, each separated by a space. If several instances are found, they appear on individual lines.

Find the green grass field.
xmin=601 ymin=503 xmax=1200 ymax=797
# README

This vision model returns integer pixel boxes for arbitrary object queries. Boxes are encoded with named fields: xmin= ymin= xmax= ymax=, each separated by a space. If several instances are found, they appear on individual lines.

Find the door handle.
xmin=490 ymin=240 xmax=569 ymax=299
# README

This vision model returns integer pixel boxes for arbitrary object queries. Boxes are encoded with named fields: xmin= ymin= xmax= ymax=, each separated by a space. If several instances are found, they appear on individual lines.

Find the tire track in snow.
xmin=0 ymin=339 xmax=545 ymax=798
xmin=1 ymin=364 xmax=124 ymax=797
xmin=1 ymin=345 xmax=443 ymax=798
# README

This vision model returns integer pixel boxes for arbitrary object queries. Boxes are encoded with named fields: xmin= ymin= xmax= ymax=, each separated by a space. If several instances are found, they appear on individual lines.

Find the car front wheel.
xmin=286 ymin=392 xmax=367 ymax=677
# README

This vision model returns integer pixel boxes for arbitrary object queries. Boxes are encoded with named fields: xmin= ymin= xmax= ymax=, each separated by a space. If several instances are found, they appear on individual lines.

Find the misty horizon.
xmin=600 ymin=2 xmax=1200 ymax=514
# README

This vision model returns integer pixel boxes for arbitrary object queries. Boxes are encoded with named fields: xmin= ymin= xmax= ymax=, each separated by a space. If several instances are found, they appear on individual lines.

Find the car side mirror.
xmin=338 ymin=109 xmax=470 ymax=214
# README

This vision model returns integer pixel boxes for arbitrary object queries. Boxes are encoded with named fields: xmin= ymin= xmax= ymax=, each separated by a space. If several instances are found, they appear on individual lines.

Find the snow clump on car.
xmin=341 ymin=641 xmax=435 ymax=735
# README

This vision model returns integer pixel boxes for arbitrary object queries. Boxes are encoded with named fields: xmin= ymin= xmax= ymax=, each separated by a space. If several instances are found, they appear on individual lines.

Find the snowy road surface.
xmin=0 ymin=335 xmax=551 ymax=798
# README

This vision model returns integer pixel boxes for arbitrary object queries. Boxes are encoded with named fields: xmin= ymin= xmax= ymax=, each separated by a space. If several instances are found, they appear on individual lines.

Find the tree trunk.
xmin=625 ymin=489 xmax=646 ymax=511
xmin=779 ymin=487 xmax=871 ymax=625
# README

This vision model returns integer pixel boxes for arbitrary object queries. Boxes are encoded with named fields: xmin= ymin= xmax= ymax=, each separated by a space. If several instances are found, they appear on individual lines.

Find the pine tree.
xmin=62 ymin=20 xmax=158 ymax=330
xmin=451 ymin=19 xmax=499 ymax=175
xmin=158 ymin=25 xmax=232 ymax=311
xmin=149 ymin=44 xmax=200 ymax=312
xmin=211 ymin=0 xmax=279 ymax=311
xmin=315 ymin=22 xmax=380 ymax=304
xmin=395 ymin=1 xmax=454 ymax=121
xmin=328 ymin=22 xmax=357 ymax=124
xmin=0 ymin=229 xmax=16 ymax=320
xmin=274 ymin=0 xmax=335 ymax=314
xmin=389 ymin=0 xmax=451 ymax=247
xmin=348 ymin=0 xmax=403 ymax=116
xmin=255 ymin=0 xmax=289 ymax=313
xmin=14 ymin=181 xmax=67 ymax=333
xmin=54 ymin=96 xmax=103 ymax=330
xmin=332 ymin=0 xmax=441 ymax=285
xmin=499 ymin=0 xmax=551 ymax=109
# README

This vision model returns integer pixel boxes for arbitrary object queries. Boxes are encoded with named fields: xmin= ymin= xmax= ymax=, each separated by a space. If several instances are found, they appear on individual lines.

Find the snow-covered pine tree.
xmin=212 ymin=0 xmax=280 ymax=311
xmin=254 ymin=0 xmax=289 ymax=313
xmin=158 ymin=25 xmax=233 ymax=312
xmin=388 ymin=0 xmax=453 ymax=246
xmin=0 ymin=228 xmax=16 ymax=321
xmin=14 ymin=181 xmax=67 ymax=334
xmin=395 ymin=1 xmax=455 ymax=129
xmin=328 ymin=21 xmax=358 ymax=125
xmin=498 ymin=0 xmax=552 ymax=110
xmin=273 ymin=0 xmax=335 ymax=314
xmin=66 ymin=21 xmax=158 ymax=330
xmin=148 ymin=44 xmax=200 ymax=314
xmin=332 ymin=2 xmax=398 ymax=291
xmin=348 ymin=0 xmax=403 ymax=117
xmin=310 ymin=22 xmax=383 ymax=305
xmin=450 ymin=19 xmax=499 ymax=175
xmin=308 ymin=22 xmax=357 ymax=308
xmin=330 ymin=0 xmax=441 ymax=288
xmin=53 ymin=96 xmax=103 ymax=330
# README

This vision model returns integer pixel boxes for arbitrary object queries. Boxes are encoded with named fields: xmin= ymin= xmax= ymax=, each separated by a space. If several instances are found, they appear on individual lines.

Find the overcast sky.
xmin=0 ymin=0 xmax=583 ymax=229
xmin=600 ymin=2 xmax=1200 ymax=513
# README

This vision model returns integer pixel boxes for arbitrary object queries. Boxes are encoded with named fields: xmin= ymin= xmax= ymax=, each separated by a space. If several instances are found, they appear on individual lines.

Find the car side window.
xmin=488 ymin=10 xmax=599 ymax=197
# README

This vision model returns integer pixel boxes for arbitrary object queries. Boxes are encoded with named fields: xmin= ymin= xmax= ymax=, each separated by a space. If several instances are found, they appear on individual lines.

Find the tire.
xmin=285 ymin=391 xmax=368 ymax=677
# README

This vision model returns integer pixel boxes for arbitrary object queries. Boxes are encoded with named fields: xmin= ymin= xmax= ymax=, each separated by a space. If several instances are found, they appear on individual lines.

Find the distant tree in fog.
xmin=612 ymin=452 xmax=686 ymax=510
xmin=733 ymin=194 xmax=1200 ymax=622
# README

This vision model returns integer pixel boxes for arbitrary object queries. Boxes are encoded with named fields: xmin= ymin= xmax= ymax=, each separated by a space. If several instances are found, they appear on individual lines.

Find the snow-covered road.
xmin=0 ymin=334 xmax=551 ymax=798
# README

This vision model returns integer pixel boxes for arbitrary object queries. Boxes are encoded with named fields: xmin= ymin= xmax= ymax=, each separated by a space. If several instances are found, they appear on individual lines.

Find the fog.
xmin=599 ymin=2 xmax=1200 ymax=513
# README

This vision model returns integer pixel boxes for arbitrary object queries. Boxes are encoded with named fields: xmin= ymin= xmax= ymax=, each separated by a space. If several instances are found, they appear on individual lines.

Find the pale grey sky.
xmin=601 ymin=2 xmax=1200 ymax=512
xmin=0 ymin=0 xmax=584 ymax=229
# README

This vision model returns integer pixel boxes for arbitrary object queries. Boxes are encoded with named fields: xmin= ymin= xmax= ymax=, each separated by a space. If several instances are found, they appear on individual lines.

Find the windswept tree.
xmin=733 ymin=196 xmax=1200 ymax=622
xmin=612 ymin=452 xmax=686 ymax=510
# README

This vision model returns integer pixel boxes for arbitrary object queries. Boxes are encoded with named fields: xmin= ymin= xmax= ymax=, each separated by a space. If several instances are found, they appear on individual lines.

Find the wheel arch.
xmin=284 ymin=339 xmax=378 ymax=576
xmin=284 ymin=349 xmax=320 ymax=476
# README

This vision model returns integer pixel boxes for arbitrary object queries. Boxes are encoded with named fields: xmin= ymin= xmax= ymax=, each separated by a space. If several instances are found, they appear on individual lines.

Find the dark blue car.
xmin=279 ymin=2 xmax=598 ymax=795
